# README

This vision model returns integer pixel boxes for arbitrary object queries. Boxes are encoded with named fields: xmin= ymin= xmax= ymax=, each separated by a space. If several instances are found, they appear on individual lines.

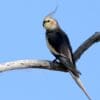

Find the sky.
xmin=0 ymin=0 xmax=100 ymax=100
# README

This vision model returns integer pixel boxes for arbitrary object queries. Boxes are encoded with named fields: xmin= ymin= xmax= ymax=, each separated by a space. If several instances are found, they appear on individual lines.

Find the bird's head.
xmin=43 ymin=16 xmax=59 ymax=31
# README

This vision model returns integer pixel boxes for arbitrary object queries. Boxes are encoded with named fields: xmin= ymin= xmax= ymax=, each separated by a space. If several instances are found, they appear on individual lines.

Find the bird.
xmin=43 ymin=15 xmax=92 ymax=100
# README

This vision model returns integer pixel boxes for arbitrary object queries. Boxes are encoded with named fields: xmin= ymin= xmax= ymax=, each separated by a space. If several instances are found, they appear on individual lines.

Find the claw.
xmin=52 ymin=59 xmax=58 ymax=63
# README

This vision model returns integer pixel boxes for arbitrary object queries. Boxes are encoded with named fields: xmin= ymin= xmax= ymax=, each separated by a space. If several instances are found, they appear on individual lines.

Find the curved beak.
xmin=43 ymin=21 xmax=46 ymax=27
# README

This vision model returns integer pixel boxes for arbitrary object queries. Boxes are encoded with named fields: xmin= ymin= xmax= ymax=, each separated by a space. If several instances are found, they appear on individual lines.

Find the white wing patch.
xmin=67 ymin=49 xmax=73 ymax=62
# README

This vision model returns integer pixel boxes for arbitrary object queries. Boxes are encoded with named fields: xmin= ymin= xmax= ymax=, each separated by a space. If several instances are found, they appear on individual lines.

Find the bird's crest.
xmin=45 ymin=5 xmax=58 ymax=19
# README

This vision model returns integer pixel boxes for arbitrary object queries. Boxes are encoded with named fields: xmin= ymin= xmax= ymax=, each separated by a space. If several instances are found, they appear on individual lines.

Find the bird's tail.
xmin=70 ymin=72 xmax=92 ymax=100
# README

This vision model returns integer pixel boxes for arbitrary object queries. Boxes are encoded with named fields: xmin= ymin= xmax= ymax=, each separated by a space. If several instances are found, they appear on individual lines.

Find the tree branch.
xmin=74 ymin=32 xmax=100 ymax=61
xmin=0 ymin=59 xmax=68 ymax=73
xmin=0 ymin=32 xmax=100 ymax=73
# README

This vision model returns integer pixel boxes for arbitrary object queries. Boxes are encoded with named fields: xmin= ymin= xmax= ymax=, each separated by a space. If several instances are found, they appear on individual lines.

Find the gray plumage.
xmin=43 ymin=16 xmax=92 ymax=100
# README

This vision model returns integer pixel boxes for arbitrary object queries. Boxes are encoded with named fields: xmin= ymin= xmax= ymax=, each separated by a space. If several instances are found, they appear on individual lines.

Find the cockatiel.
xmin=43 ymin=14 xmax=91 ymax=100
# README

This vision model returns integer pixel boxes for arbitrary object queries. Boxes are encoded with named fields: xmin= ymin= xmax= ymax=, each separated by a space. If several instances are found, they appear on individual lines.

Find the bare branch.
xmin=74 ymin=32 xmax=100 ymax=61
xmin=0 ymin=59 xmax=68 ymax=73
xmin=0 ymin=32 xmax=99 ymax=73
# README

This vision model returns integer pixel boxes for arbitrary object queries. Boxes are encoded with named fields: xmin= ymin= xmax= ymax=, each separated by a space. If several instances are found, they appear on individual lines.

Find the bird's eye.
xmin=47 ymin=20 xmax=50 ymax=22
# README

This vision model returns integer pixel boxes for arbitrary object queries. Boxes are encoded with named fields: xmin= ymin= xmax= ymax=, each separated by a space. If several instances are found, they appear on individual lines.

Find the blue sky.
xmin=0 ymin=0 xmax=100 ymax=100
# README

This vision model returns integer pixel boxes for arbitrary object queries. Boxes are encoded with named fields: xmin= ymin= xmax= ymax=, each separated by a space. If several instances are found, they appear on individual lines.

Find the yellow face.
xmin=43 ymin=17 xmax=58 ymax=30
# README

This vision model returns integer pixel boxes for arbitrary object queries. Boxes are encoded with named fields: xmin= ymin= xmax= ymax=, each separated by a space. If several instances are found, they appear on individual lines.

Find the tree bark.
xmin=0 ymin=32 xmax=100 ymax=73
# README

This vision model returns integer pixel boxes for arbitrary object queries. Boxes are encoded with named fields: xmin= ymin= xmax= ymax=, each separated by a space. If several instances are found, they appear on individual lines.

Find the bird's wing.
xmin=56 ymin=30 xmax=74 ymax=63
xmin=56 ymin=31 xmax=80 ymax=76
xmin=57 ymin=31 xmax=92 ymax=99
xmin=46 ymin=30 xmax=80 ymax=76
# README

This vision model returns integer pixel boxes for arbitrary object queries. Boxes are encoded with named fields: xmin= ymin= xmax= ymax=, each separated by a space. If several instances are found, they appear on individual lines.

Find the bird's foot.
xmin=52 ymin=59 xmax=58 ymax=63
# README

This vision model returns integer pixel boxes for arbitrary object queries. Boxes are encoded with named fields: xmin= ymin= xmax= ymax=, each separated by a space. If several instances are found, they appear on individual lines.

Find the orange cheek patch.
xmin=50 ymin=21 xmax=55 ymax=26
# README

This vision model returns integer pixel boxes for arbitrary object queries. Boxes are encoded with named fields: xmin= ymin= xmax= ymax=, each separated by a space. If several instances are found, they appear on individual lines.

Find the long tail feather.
xmin=70 ymin=72 xmax=92 ymax=100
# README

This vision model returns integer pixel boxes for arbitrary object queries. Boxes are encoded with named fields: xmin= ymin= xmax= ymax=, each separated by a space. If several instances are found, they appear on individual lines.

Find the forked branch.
xmin=0 ymin=32 xmax=100 ymax=73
